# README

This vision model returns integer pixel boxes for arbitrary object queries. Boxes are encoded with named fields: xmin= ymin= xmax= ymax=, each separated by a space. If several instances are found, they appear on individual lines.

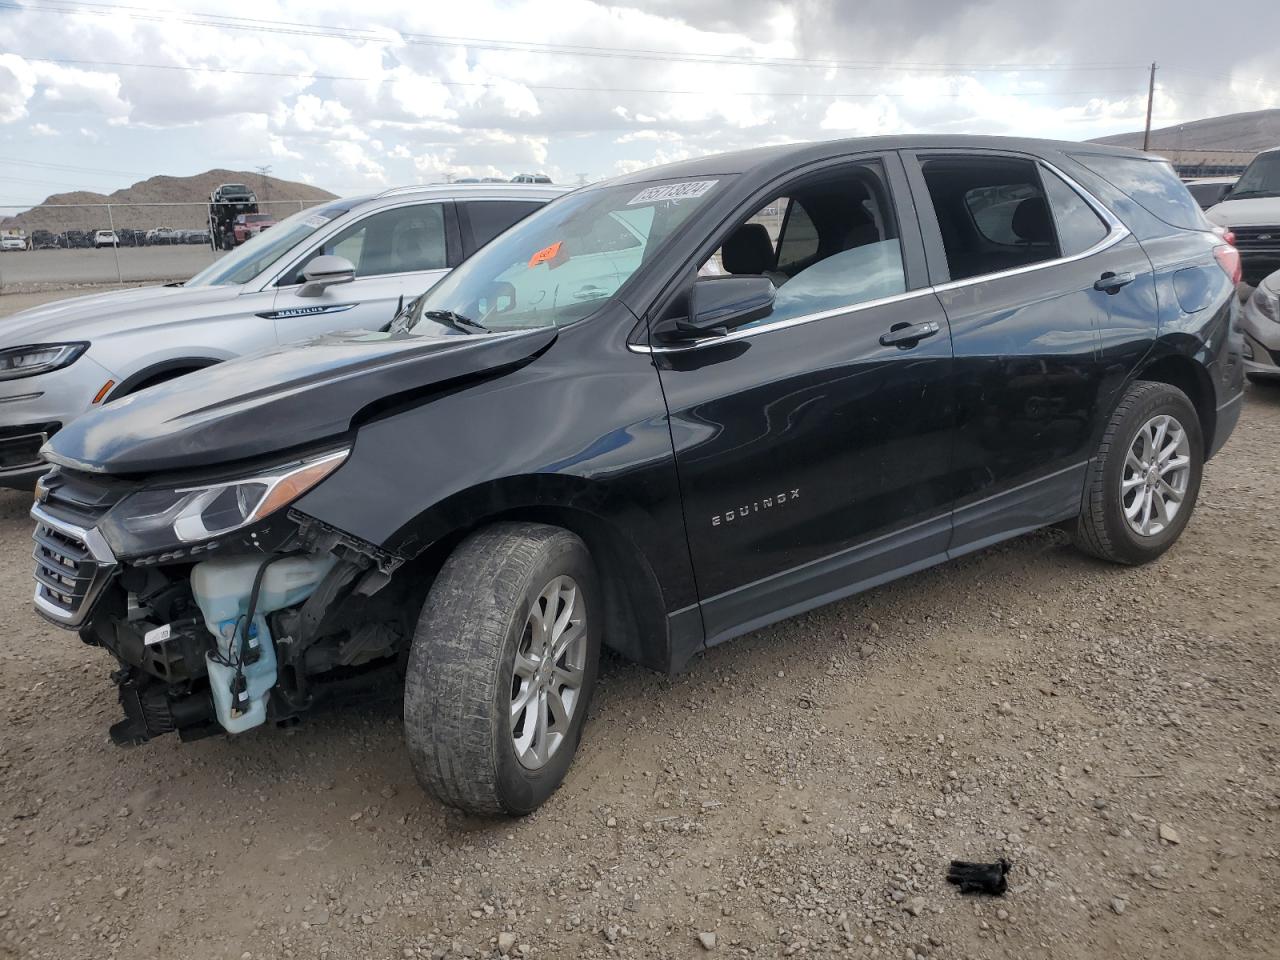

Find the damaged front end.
xmin=33 ymin=453 xmax=409 ymax=747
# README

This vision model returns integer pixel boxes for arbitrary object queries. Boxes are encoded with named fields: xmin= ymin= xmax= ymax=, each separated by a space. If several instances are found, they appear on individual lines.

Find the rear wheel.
xmin=1073 ymin=381 xmax=1203 ymax=565
xmin=404 ymin=522 xmax=601 ymax=816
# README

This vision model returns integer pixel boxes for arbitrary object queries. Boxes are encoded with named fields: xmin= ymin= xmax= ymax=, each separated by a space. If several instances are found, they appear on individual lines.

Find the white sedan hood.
xmin=0 ymin=283 xmax=245 ymax=346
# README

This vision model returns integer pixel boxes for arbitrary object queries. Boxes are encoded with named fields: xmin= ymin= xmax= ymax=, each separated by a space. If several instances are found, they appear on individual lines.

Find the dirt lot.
xmin=1 ymin=322 xmax=1277 ymax=959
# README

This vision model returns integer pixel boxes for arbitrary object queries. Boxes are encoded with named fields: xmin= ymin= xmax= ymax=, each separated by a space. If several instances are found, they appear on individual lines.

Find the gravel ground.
xmin=1 ymin=380 xmax=1277 ymax=959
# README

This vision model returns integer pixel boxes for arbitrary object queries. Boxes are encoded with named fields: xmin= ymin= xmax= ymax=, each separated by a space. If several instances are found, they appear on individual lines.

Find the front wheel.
xmin=1073 ymin=381 xmax=1203 ymax=565
xmin=404 ymin=522 xmax=601 ymax=816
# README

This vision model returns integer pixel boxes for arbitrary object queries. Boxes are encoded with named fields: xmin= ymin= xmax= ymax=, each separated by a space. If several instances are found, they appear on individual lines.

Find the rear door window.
xmin=1071 ymin=154 xmax=1208 ymax=231
xmin=459 ymin=200 xmax=546 ymax=256
xmin=920 ymin=156 xmax=1059 ymax=281
xmin=1040 ymin=168 xmax=1109 ymax=255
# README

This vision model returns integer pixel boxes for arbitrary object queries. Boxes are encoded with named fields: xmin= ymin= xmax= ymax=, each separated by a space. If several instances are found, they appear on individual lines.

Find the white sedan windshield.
xmin=185 ymin=200 xmax=356 ymax=287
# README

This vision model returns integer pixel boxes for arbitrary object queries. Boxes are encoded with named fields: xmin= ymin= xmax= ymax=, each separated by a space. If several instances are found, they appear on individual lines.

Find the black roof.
xmin=609 ymin=135 xmax=1151 ymax=186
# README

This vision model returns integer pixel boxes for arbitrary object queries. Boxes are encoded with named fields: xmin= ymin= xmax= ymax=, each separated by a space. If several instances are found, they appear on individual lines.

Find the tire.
xmin=1246 ymin=373 xmax=1280 ymax=386
xmin=405 ymin=522 xmax=602 ymax=816
xmin=1073 ymin=381 xmax=1203 ymax=565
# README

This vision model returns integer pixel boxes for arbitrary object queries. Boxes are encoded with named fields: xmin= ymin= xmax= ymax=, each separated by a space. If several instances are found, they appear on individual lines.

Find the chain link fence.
xmin=0 ymin=200 xmax=311 ymax=294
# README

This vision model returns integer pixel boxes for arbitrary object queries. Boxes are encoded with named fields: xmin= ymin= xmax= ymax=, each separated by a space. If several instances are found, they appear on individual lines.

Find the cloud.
xmin=29 ymin=122 xmax=58 ymax=136
xmin=0 ymin=54 xmax=37 ymax=123
xmin=0 ymin=0 xmax=1275 ymax=201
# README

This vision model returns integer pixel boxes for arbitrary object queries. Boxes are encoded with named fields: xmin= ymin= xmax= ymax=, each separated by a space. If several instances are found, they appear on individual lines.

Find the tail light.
xmin=1214 ymin=243 xmax=1242 ymax=285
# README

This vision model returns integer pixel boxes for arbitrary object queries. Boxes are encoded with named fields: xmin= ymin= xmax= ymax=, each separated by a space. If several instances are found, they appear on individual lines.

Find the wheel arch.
xmin=1132 ymin=351 xmax=1216 ymax=456
xmin=109 ymin=357 xmax=222 ymax=399
xmin=389 ymin=479 xmax=675 ymax=673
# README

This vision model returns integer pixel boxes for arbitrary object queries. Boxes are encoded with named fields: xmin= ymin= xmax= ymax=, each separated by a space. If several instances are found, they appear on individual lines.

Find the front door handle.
xmin=880 ymin=320 xmax=941 ymax=348
xmin=1094 ymin=271 xmax=1136 ymax=294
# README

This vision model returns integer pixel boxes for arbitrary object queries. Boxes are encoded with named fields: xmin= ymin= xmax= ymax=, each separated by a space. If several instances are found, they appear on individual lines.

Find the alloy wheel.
xmin=510 ymin=575 xmax=587 ymax=770
xmin=1120 ymin=413 xmax=1191 ymax=537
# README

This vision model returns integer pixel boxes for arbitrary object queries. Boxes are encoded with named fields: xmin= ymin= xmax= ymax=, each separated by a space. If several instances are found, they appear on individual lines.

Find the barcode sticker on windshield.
xmin=303 ymin=215 xmax=331 ymax=228
xmin=627 ymin=180 xmax=718 ymax=205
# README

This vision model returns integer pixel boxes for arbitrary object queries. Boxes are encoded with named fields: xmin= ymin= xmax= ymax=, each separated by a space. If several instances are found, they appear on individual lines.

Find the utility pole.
xmin=255 ymin=164 xmax=272 ymax=203
xmin=1142 ymin=62 xmax=1157 ymax=152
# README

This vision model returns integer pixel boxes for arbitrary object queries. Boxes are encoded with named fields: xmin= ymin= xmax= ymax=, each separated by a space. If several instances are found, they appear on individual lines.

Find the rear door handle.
xmin=1094 ymin=271 xmax=1136 ymax=294
xmin=879 ymin=320 xmax=941 ymax=348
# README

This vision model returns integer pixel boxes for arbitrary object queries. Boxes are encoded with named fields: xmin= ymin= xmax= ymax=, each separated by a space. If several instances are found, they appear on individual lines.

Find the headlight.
xmin=0 ymin=342 xmax=88 ymax=381
xmin=1250 ymin=284 xmax=1279 ymax=324
xmin=98 ymin=449 xmax=348 ymax=557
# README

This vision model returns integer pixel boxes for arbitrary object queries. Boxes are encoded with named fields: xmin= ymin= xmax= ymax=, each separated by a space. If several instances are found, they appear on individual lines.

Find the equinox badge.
xmin=711 ymin=488 xmax=800 ymax=527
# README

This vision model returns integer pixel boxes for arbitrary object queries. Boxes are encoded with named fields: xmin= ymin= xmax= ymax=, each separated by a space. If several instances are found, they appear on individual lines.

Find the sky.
xmin=0 ymin=0 xmax=1277 ymax=206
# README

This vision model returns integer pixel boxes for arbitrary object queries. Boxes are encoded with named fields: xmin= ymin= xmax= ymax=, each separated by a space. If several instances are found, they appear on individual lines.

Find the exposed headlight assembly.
xmin=98 ymin=449 xmax=348 ymax=556
xmin=0 ymin=342 xmax=88 ymax=380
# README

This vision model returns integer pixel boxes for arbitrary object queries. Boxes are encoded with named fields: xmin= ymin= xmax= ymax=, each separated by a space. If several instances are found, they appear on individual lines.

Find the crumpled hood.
xmin=0 ymin=283 xmax=242 ymax=345
xmin=44 ymin=326 xmax=558 ymax=475
xmin=1205 ymin=197 xmax=1280 ymax=228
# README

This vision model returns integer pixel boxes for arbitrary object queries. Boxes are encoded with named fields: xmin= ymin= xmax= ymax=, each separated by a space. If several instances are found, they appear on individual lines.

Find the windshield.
xmin=411 ymin=176 xmax=730 ymax=332
xmin=1231 ymin=152 xmax=1280 ymax=199
xmin=185 ymin=200 xmax=357 ymax=287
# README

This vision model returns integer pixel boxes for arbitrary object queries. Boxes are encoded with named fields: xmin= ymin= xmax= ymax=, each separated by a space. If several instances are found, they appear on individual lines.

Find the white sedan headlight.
xmin=0 ymin=343 xmax=88 ymax=380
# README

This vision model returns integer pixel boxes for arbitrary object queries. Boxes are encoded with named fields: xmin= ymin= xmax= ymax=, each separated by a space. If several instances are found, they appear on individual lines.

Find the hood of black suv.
xmin=43 ymin=327 xmax=558 ymax=476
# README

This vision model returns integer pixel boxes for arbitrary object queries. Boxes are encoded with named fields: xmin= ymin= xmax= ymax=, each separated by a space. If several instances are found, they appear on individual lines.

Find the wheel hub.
xmin=510 ymin=575 xmax=587 ymax=770
xmin=1121 ymin=413 xmax=1191 ymax=538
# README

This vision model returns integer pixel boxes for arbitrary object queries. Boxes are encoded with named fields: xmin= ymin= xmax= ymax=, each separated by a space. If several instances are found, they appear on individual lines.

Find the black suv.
xmin=33 ymin=136 xmax=1243 ymax=815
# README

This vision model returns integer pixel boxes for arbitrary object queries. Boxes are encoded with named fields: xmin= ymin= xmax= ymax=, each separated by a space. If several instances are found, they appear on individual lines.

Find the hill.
xmin=1091 ymin=109 xmax=1280 ymax=152
xmin=1 ymin=169 xmax=337 ymax=234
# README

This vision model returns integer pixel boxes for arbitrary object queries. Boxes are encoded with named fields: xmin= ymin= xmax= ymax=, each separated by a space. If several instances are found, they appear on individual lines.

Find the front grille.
xmin=32 ymin=503 xmax=116 ymax=627
xmin=1231 ymin=226 xmax=1280 ymax=250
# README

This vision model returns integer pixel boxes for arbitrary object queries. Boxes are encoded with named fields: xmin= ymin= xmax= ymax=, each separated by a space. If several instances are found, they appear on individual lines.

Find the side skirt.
xmin=678 ymin=462 xmax=1088 ymax=661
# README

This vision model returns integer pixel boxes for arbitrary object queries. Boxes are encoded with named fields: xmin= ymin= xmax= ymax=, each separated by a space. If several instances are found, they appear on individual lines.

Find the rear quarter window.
xmin=1070 ymin=154 xmax=1209 ymax=231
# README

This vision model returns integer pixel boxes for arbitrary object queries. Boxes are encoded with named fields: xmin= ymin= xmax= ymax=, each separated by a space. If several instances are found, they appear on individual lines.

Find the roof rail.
xmin=375 ymin=183 xmax=438 ymax=198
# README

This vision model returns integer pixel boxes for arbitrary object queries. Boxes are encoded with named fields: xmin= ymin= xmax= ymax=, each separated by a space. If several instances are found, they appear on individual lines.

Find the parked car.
xmin=30 ymin=230 xmax=57 ymax=250
xmin=1184 ymin=176 xmax=1237 ymax=210
xmin=1205 ymin=146 xmax=1280 ymax=287
xmin=94 ymin=230 xmax=120 ymax=248
xmin=0 ymin=235 xmax=27 ymax=251
xmin=145 ymin=227 xmax=182 ymax=245
xmin=1239 ymin=267 xmax=1280 ymax=382
xmin=212 ymin=183 xmax=257 ymax=206
xmin=0 ymin=183 xmax=565 ymax=488
xmin=29 ymin=136 xmax=1242 ymax=816
xmin=232 ymin=212 xmax=276 ymax=245
xmin=511 ymin=173 xmax=553 ymax=184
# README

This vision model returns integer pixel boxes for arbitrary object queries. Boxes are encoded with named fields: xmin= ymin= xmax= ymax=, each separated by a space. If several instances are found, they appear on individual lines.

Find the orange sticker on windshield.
xmin=528 ymin=241 xmax=563 ymax=268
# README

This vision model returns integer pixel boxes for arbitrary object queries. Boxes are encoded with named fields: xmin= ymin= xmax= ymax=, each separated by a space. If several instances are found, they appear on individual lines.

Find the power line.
xmin=19 ymin=57 xmax=1140 ymax=100
xmin=6 ymin=0 xmax=1147 ymax=74
xmin=0 ymin=155 xmax=148 ymax=177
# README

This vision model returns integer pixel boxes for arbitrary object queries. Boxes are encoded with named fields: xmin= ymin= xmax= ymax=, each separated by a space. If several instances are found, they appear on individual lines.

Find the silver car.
xmin=1241 ymin=268 xmax=1280 ymax=383
xmin=0 ymin=183 xmax=566 ymax=487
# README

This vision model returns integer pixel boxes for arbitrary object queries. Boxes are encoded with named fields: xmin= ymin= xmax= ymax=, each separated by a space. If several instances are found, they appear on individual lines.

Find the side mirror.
xmin=298 ymin=255 xmax=356 ymax=298
xmin=673 ymin=276 xmax=775 ymax=339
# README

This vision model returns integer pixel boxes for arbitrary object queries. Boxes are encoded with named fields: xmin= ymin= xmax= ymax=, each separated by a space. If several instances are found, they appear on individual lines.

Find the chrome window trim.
xmin=630 ymin=157 xmax=1129 ymax=355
